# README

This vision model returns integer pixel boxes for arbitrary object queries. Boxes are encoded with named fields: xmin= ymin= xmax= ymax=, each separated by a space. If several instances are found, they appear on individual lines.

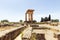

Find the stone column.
xmin=31 ymin=13 xmax=33 ymax=21
xmin=25 ymin=13 xmax=27 ymax=21
xmin=25 ymin=9 xmax=34 ymax=22
xmin=28 ymin=13 xmax=33 ymax=22
xmin=28 ymin=13 xmax=31 ymax=21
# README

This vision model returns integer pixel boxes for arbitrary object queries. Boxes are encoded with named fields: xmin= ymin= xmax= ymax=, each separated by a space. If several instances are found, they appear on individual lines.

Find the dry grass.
xmin=0 ymin=26 xmax=18 ymax=31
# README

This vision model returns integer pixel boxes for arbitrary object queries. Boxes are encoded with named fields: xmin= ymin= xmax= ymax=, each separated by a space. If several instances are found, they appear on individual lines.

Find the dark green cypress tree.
xmin=41 ymin=17 xmax=43 ymax=22
xmin=49 ymin=14 xmax=51 ymax=21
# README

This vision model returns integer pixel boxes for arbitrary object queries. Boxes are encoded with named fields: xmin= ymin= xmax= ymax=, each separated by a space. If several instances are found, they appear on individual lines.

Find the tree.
xmin=20 ymin=20 xmax=23 ymax=23
xmin=51 ymin=19 xmax=59 ymax=22
xmin=41 ymin=17 xmax=43 ymax=22
xmin=49 ymin=14 xmax=51 ymax=21
xmin=33 ymin=20 xmax=37 ymax=23
xmin=1 ymin=20 xmax=9 ymax=23
xmin=44 ymin=17 xmax=48 ymax=21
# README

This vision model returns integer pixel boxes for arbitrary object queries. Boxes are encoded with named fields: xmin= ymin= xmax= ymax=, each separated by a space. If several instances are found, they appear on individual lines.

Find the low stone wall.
xmin=0 ymin=26 xmax=25 ymax=40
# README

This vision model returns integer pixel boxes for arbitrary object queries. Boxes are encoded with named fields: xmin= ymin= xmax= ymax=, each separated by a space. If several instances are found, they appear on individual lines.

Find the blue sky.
xmin=0 ymin=0 xmax=60 ymax=22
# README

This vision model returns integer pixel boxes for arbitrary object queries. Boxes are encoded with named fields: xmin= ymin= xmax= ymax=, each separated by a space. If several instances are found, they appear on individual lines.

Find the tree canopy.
xmin=51 ymin=19 xmax=59 ymax=22
xmin=1 ymin=20 xmax=9 ymax=23
xmin=20 ymin=20 xmax=23 ymax=23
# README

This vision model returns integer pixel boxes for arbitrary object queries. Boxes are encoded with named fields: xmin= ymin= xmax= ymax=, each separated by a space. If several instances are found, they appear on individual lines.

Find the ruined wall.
xmin=0 ymin=27 xmax=25 ymax=40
